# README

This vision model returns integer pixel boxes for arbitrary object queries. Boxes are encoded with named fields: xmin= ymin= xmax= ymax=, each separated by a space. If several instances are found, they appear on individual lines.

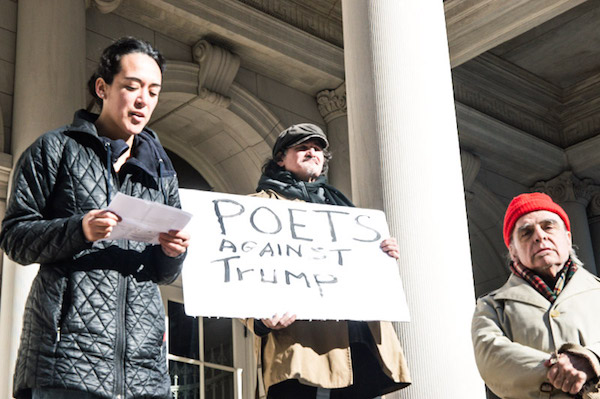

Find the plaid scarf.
xmin=510 ymin=258 xmax=577 ymax=303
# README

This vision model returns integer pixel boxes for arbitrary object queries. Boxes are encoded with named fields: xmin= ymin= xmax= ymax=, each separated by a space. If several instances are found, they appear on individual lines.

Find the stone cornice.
xmin=454 ymin=53 xmax=600 ymax=148
xmin=463 ymin=53 xmax=561 ymax=98
xmin=456 ymin=101 xmax=600 ymax=202
xmin=561 ymin=73 xmax=600 ymax=145
xmin=456 ymin=102 xmax=567 ymax=185
xmin=113 ymin=0 xmax=344 ymax=95
xmin=452 ymin=53 xmax=562 ymax=145
xmin=563 ymin=71 xmax=600 ymax=99
xmin=236 ymin=0 xmax=342 ymax=47
xmin=566 ymin=135 xmax=600 ymax=182
xmin=445 ymin=0 xmax=588 ymax=67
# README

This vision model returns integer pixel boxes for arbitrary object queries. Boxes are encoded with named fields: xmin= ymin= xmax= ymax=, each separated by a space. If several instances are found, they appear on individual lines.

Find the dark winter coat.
xmin=0 ymin=110 xmax=185 ymax=399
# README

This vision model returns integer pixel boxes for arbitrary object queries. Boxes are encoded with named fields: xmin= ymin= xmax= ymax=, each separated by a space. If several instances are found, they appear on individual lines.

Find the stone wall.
xmin=85 ymin=6 xmax=325 ymax=156
xmin=0 ymin=0 xmax=17 ymax=153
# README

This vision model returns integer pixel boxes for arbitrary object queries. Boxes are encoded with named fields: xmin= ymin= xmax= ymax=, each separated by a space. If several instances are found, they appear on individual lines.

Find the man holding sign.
xmin=246 ymin=124 xmax=411 ymax=398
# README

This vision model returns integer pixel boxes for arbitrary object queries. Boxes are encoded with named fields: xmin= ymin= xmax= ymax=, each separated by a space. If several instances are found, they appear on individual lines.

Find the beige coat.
xmin=245 ymin=189 xmax=411 ymax=395
xmin=472 ymin=268 xmax=600 ymax=399
xmin=245 ymin=319 xmax=410 ymax=394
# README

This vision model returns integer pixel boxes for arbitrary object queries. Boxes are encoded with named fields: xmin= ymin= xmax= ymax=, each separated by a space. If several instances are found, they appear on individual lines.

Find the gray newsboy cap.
xmin=272 ymin=123 xmax=329 ymax=157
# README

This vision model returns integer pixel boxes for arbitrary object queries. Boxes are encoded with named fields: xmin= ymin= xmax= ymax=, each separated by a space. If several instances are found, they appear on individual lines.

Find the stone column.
xmin=589 ymin=193 xmax=600 ymax=275
xmin=341 ymin=1 xmax=484 ymax=398
xmin=316 ymin=83 xmax=352 ymax=197
xmin=532 ymin=171 xmax=598 ymax=274
xmin=0 ymin=1 xmax=86 ymax=397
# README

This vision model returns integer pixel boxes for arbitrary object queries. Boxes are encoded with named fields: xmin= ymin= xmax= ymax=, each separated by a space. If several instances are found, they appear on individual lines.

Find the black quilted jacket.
xmin=0 ymin=110 xmax=185 ymax=399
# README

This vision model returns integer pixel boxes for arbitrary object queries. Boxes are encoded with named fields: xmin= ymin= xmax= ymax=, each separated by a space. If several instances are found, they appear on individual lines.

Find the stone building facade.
xmin=1 ymin=1 xmax=600 ymax=398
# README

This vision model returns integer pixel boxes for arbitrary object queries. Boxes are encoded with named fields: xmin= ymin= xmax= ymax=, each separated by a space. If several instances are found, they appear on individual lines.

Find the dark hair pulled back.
xmin=87 ymin=36 xmax=165 ymax=107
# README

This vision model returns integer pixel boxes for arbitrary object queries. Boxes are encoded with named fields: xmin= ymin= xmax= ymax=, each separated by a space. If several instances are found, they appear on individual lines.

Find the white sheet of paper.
xmin=180 ymin=189 xmax=410 ymax=322
xmin=103 ymin=192 xmax=192 ymax=244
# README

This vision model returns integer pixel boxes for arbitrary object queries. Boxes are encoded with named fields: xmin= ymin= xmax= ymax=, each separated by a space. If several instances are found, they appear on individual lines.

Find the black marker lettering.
xmin=314 ymin=274 xmax=338 ymax=297
xmin=260 ymin=269 xmax=277 ymax=284
xmin=259 ymin=243 xmax=274 ymax=257
xmin=330 ymin=248 xmax=351 ymax=266
xmin=250 ymin=206 xmax=282 ymax=234
xmin=314 ymin=210 xmax=349 ymax=242
xmin=286 ymin=244 xmax=302 ymax=257
xmin=211 ymin=256 xmax=240 ymax=282
xmin=241 ymin=241 xmax=257 ymax=252
xmin=219 ymin=239 xmax=237 ymax=253
xmin=237 ymin=267 xmax=254 ymax=281
xmin=213 ymin=199 xmax=244 ymax=235
xmin=285 ymin=271 xmax=311 ymax=288
xmin=353 ymin=214 xmax=382 ymax=242
xmin=311 ymin=247 xmax=326 ymax=260
xmin=289 ymin=208 xmax=313 ymax=241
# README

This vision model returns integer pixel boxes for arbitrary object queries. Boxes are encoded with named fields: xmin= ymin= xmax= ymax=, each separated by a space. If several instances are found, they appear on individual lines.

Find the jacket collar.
xmin=493 ymin=267 xmax=600 ymax=308
xmin=66 ymin=109 xmax=176 ymax=178
xmin=554 ymin=267 xmax=600 ymax=305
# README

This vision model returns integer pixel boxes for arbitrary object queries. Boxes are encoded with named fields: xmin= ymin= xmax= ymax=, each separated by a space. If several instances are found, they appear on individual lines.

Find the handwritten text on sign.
xmin=179 ymin=189 xmax=409 ymax=322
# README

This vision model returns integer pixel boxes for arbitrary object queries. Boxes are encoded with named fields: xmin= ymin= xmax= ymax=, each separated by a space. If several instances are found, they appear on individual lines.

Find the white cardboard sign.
xmin=179 ymin=189 xmax=410 ymax=322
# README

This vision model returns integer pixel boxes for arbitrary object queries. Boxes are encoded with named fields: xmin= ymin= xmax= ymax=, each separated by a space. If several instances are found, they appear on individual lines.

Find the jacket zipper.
xmin=56 ymin=279 xmax=72 ymax=343
xmin=158 ymin=158 xmax=168 ymax=204
xmin=105 ymin=141 xmax=127 ymax=399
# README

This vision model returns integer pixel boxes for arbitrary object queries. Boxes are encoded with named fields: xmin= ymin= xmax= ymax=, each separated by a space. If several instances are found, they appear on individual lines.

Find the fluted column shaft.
xmin=0 ymin=1 xmax=86 ymax=397
xmin=341 ymin=1 xmax=484 ymax=397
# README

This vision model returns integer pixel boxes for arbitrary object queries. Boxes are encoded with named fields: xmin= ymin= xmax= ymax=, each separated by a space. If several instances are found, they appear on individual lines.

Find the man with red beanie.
xmin=472 ymin=192 xmax=600 ymax=399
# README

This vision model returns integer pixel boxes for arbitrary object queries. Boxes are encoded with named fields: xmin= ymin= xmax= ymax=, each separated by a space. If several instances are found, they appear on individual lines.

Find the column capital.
xmin=531 ymin=171 xmax=599 ymax=206
xmin=317 ymin=82 xmax=347 ymax=123
xmin=192 ymin=39 xmax=240 ymax=107
xmin=85 ymin=0 xmax=122 ymax=14
xmin=589 ymin=192 xmax=600 ymax=217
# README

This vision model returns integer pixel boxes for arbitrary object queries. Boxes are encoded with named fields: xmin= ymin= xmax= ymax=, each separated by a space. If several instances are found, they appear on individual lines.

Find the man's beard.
xmin=302 ymin=161 xmax=322 ymax=181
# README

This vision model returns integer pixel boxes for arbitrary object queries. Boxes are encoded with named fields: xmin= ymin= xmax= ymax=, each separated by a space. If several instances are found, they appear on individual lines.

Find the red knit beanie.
xmin=503 ymin=192 xmax=570 ymax=248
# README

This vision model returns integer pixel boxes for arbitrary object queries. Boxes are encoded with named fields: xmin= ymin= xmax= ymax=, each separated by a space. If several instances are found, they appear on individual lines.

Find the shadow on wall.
xmin=165 ymin=148 xmax=212 ymax=191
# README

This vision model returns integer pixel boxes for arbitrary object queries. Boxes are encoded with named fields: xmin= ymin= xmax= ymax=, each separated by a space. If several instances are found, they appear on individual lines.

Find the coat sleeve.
xmin=150 ymin=175 xmax=186 ymax=285
xmin=241 ymin=318 xmax=272 ymax=337
xmin=0 ymin=134 xmax=91 ymax=265
xmin=472 ymin=295 xmax=551 ymax=398
xmin=587 ymin=343 xmax=600 ymax=360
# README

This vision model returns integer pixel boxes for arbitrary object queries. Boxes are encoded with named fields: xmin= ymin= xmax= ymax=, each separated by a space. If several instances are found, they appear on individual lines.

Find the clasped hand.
xmin=545 ymin=352 xmax=594 ymax=395
xmin=82 ymin=209 xmax=190 ymax=257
